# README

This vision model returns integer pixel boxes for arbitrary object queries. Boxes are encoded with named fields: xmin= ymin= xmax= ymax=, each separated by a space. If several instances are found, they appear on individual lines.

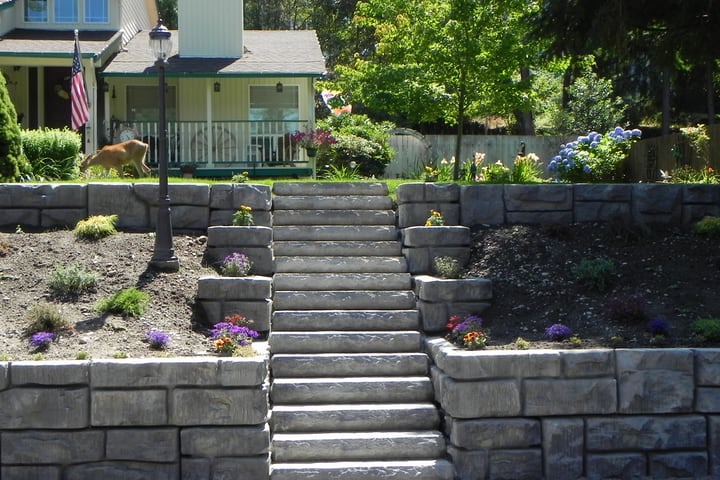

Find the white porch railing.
xmin=112 ymin=120 xmax=311 ymax=167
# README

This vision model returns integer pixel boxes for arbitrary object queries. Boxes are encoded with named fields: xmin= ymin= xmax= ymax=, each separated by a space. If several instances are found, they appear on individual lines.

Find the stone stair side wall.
xmin=428 ymin=340 xmax=720 ymax=480
xmin=0 ymin=357 xmax=270 ymax=480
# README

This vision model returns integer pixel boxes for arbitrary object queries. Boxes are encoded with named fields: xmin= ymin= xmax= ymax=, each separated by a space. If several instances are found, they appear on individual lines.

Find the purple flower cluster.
xmin=30 ymin=331 xmax=54 ymax=349
xmin=146 ymin=330 xmax=171 ymax=349
xmin=545 ymin=323 xmax=573 ymax=341
xmin=647 ymin=317 xmax=671 ymax=336
xmin=221 ymin=252 xmax=252 ymax=277
xmin=445 ymin=314 xmax=484 ymax=347
xmin=211 ymin=322 xmax=259 ymax=347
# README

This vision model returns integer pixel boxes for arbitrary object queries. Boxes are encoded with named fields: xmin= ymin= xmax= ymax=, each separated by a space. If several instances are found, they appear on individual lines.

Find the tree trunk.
xmin=706 ymin=62 xmax=715 ymax=125
xmin=514 ymin=67 xmax=535 ymax=135
xmin=662 ymin=66 xmax=671 ymax=135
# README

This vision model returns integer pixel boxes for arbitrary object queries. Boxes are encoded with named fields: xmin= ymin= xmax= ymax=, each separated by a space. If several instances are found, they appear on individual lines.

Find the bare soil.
xmin=0 ymin=222 xmax=719 ymax=361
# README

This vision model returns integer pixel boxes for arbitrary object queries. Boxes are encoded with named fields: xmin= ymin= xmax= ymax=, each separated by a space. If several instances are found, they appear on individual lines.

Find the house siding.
xmin=177 ymin=0 xmax=243 ymax=58
xmin=119 ymin=0 xmax=157 ymax=45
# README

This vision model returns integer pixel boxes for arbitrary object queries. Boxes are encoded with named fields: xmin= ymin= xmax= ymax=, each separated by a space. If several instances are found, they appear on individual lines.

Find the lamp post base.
xmin=149 ymin=255 xmax=180 ymax=273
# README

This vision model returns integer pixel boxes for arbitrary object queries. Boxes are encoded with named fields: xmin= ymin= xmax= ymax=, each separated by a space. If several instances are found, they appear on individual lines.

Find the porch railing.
xmin=112 ymin=120 xmax=312 ymax=168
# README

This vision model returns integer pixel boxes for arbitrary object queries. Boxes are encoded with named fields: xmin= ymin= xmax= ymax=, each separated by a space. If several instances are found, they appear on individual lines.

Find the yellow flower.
xmin=240 ymin=205 xmax=252 ymax=212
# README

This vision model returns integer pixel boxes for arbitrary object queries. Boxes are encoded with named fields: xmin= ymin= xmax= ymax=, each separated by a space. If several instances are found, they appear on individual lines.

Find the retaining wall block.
xmin=696 ymin=349 xmax=720 ymax=385
xmin=574 ymin=184 xmax=633 ymax=202
xmin=0 ymin=184 xmax=86 ymax=208
xmin=0 ymin=209 xmax=40 ymax=227
xmin=171 ymin=386 xmax=268 ymax=425
xmin=402 ymin=226 xmax=470 ymax=247
xmin=212 ymin=456 xmax=270 ymax=480
xmin=683 ymin=203 xmax=720 ymax=224
xmin=199 ymin=299 xmax=272 ymax=332
xmin=560 ymin=350 xmax=615 ymax=378
xmin=0 ymin=363 xmax=8 ymax=390
xmin=0 ymin=465 xmax=61 ymax=480
xmin=542 ymin=418 xmax=584 ymax=480
xmin=0 ymin=387 xmax=89 ymax=429
xmin=436 ymin=372 xmax=521 ymax=418
xmin=87 ymin=183 xmax=149 ymax=229
xmin=91 ymin=389 xmax=167 ymax=426
xmin=417 ymin=299 xmax=491 ymax=332
xmin=10 ymin=360 xmax=89 ymax=386
xmin=64 ymin=462 xmax=179 ymax=480
xmin=41 ymin=208 xmax=88 ymax=228
xmin=697 ymin=387 xmax=720 ymax=412
xmin=91 ymin=359 xmax=220 ymax=388
xmin=135 ymin=183 xmax=210 ymax=206
xmin=397 ymin=202 xmax=460 ymax=228
xmin=396 ymin=183 xmax=460 ymax=204
xmin=649 ymin=452 xmax=708 ymax=478
xmin=631 ymin=184 xmax=683 ymax=224
xmin=207 ymin=226 xmax=273 ymax=247
xmin=504 ymin=184 xmax=573 ymax=211
xmin=449 ymin=418 xmax=540 ymax=449
xmin=151 ymin=205 xmax=208 ymax=230
xmin=488 ymin=449 xmax=542 ymax=480
xmin=180 ymin=425 xmax=270 ymax=456
xmin=209 ymin=183 xmax=272 ymax=210
xmin=574 ymin=201 xmax=631 ymax=223
xmin=447 ymin=446 xmax=488 ymax=480
xmin=106 ymin=428 xmax=178 ymax=461
xmin=586 ymin=453 xmax=646 ymax=480
xmin=219 ymin=357 xmax=269 ymax=387
xmin=505 ymin=210 xmax=573 ymax=224
xmin=209 ymin=209 xmax=272 ymax=227
xmin=683 ymin=184 xmax=720 ymax=204
xmin=414 ymin=275 xmax=492 ymax=302
xmin=585 ymin=415 xmax=707 ymax=451
xmin=180 ymin=458 xmax=210 ymax=479
xmin=0 ymin=430 xmax=104 ymax=464
xmin=616 ymin=349 xmax=694 ymax=413
xmin=205 ymin=246 xmax=273 ymax=276
xmin=459 ymin=185 xmax=504 ymax=226
xmin=524 ymin=378 xmax=617 ymax=416
xmin=710 ymin=416 xmax=720 ymax=476
xmin=197 ymin=276 xmax=273 ymax=301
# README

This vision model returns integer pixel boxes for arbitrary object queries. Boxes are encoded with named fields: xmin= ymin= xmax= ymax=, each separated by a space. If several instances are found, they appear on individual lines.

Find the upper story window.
xmin=24 ymin=0 xmax=107 ymax=23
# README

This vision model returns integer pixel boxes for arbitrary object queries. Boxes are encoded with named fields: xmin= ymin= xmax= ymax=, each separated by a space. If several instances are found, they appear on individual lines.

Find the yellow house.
xmin=0 ymin=0 xmax=326 ymax=177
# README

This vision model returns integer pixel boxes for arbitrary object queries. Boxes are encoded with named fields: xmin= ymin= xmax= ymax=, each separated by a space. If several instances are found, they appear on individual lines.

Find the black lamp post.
xmin=148 ymin=19 xmax=179 ymax=272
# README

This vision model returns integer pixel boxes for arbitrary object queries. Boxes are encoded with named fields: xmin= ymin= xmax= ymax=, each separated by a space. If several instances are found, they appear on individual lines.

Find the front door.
xmin=44 ymin=67 xmax=72 ymax=129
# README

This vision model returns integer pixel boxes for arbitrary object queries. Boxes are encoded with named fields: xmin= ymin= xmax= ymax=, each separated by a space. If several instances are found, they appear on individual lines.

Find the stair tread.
xmin=270 ymin=460 xmax=455 ymax=480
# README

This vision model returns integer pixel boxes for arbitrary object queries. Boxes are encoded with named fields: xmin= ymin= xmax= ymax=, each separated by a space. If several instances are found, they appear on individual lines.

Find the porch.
xmin=112 ymin=119 xmax=315 ymax=178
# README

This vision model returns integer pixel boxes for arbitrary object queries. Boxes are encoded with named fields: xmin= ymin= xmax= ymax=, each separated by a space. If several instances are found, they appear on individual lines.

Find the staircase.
xmin=269 ymin=182 xmax=455 ymax=480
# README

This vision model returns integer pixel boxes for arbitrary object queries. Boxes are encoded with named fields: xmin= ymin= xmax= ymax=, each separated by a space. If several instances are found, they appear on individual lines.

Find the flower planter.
xmin=414 ymin=275 xmax=492 ymax=332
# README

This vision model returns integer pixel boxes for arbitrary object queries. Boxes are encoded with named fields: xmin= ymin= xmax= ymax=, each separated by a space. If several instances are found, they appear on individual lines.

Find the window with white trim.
xmin=84 ymin=0 xmax=107 ymax=23
xmin=55 ymin=0 xmax=77 ymax=22
xmin=25 ymin=0 xmax=48 ymax=22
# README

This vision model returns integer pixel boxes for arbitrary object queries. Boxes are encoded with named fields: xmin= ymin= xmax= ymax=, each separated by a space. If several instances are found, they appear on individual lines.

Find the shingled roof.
xmin=101 ymin=30 xmax=326 ymax=78
xmin=0 ymin=29 xmax=122 ymax=64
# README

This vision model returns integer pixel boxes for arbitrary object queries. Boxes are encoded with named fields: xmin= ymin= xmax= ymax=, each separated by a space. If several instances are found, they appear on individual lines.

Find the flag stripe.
xmin=71 ymin=34 xmax=89 ymax=131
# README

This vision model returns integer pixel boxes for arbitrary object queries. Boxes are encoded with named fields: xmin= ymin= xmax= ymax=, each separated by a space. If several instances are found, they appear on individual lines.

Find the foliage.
xmin=146 ymin=330 xmax=171 ymax=350
xmin=446 ymin=314 xmax=487 ymax=350
xmin=20 ymin=128 xmax=83 ymax=181
xmin=220 ymin=252 xmax=253 ymax=277
xmin=96 ymin=287 xmax=150 ymax=317
xmin=571 ymin=257 xmax=616 ymax=292
xmin=670 ymin=166 xmax=719 ymax=184
xmin=479 ymin=161 xmax=511 ymax=184
xmin=693 ymin=216 xmax=720 ymax=236
xmin=48 ymin=262 xmax=99 ymax=297
xmin=544 ymin=323 xmax=573 ymax=341
xmin=514 ymin=337 xmax=531 ymax=349
xmin=679 ymin=124 xmax=710 ymax=166
xmin=210 ymin=314 xmax=259 ymax=355
xmin=232 ymin=205 xmax=254 ymax=226
xmin=510 ymin=154 xmax=544 ymax=183
xmin=30 ymin=332 xmax=55 ymax=350
xmin=606 ymin=293 xmax=651 ymax=324
xmin=0 ymin=71 xmax=27 ymax=182
xmin=231 ymin=171 xmax=249 ymax=183
xmin=425 ymin=210 xmax=445 ymax=226
xmin=690 ymin=317 xmax=720 ymax=343
xmin=320 ymin=163 xmax=363 ymax=181
xmin=433 ymin=256 xmax=463 ymax=279
xmin=317 ymin=114 xmax=394 ymax=178
xmin=423 ymin=165 xmax=440 ymax=182
xmin=291 ymin=128 xmax=337 ymax=149
xmin=548 ymin=127 xmax=642 ymax=183
xmin=74 ymin=215 xmax=119 ymax=240
xmin=25 ymin=303 xmax=71 ymax=335
xmin=647 ymin=317 xmax=671 ymax=336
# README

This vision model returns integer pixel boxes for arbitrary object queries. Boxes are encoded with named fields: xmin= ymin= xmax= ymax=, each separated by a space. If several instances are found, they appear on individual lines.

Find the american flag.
xmin=71 ymin=30 xmax=89 ymax=130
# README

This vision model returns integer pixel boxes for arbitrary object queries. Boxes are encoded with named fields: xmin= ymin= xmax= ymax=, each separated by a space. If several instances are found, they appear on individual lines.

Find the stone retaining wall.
xmin=428 ymin=339 xmax=720 ymax=480
xmin=0 ymin=356 xmax=270 ymax=480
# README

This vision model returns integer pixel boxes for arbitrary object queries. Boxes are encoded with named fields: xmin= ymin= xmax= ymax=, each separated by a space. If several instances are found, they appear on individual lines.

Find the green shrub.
xmin=48 ymin=262 xmax=100 ymax=297
xmin=25 ymin=303 xmax=71 ymax=335
xmin=96 ymin=286 xmax=149 ymax=317
xmin=433 ymin=256 xmax=463 ymax=279
xmin=693 ymin=216 xmax=720 ymax=237
xmin=572 ymin=257 xmax=616 ymax=291
xmin=20 ymin=128 xmax=82 ymax=180
xmin=510 ymin=154 xmax=544 ymax=183
xmin=74 ymin=214 xmax=118 ymax=240
xmin=690 ymin=317 xmax=720 ymax=342
xmin=231 ymin=206 xmax=254 ymax=226
xmin=0 ymin=71 xmax=26 ymax=182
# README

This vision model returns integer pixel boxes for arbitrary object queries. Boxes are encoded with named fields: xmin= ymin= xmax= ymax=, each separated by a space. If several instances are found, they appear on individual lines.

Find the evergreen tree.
xmin=0 ymin=72 xmax=24 ymax=182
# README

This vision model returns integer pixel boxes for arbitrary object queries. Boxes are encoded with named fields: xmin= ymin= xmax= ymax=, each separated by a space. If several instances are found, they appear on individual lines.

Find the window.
xmin=249 ymin=85 xmax=299 ymax=122
xmin=126 ymin=86 xmax=177 ymax=123
xmin=25 ymin=0 xmax=48 ymax=22
xmin=55 ymin=0 xmax=77 ymax=22
xmin=84 ymin=0 xmax=107 ymax=23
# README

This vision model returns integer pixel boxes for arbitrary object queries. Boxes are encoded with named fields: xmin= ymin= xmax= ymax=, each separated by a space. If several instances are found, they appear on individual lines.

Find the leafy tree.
xmin=0 ymin=72 xmax=26 ymax=182
xmin=156 ymin=0 xmax=177 ymax=29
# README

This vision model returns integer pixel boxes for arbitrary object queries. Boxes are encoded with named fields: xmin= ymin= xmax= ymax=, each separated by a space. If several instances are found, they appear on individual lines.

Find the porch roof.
xmin=101 ymin=30 xmax=326 ymax=78
xmin=0 ymin=29 xmax=123 ymax=67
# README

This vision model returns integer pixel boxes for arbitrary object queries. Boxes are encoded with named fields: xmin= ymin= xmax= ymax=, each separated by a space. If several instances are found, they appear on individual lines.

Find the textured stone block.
xmin=172 ymin=386 xmax=268 ymax=425
xmin=417 ymin=300 xmax=491 ymax=332
xmin=155 ymin=205 xmax=208 ymax=230
xmin=0 ymin=184 xmax=86 ymax=208
xmin=506 ymin=210 xmax=572 ymax=224
xmin=0 ymin=209 xmax=40 ymax=227
xmin=396 ymin=183 xmax=460 ymax=203
xmin=209 ymin=208 xmax=272 ymax=227
xmin=210 ymin=183 xmax=272 ymax=210
xmin=402 ymin=226 xmax=470 ymax=247
xmin=616 ymin=349 xmax=694 ymax=413
xmin=710 ymin=416 xmax=720 ymax=476
xmin=181 ymin=425 xmax=270 ymax=456
xmin=683 ymin=203 xmax=720 ymax=224
xmin=397 ymin=202 xmax=460 ymax=228
xmin=0 ymin=362 xmax=8 ymax=390
xmin=87 ymin=183 xmax=149 ymax=229
xmin=449 ymin=418 xmax=540 ymax=449
xmin=212 ymin=455 xmax=270 ymax=480
xmin=561 ymin=350 xmax=615 ymax=377
xmin=41 ymin=208 xmax=88 ymax=228
xmin=204 ymin=246 xmax=273 ymax=276
xmin=91 ymin=359 xmax=219 ymax=388
xmin=586 ymin=415 xmax=706 ymax=451
xmin=489 ymin=449 xmax=542 ymax=480
xmin=218 ymin=357 xmax=269 ymax=387
xmin=696 ymin=349 xmax=720 ymax=385
xmin=542 ymin=418 xmax=584 ymax=480
xmin=106 ymin=428 xmax=178 ymax=461
xmin=10 ymin=361 xmax=89 ymax=386
xmin=134 ymin=183 xmax=210 ymax=206
xmin=437 ymin=373 xmax=521 ymax=418
xmin=683 ymin=183 xmax=720 ymax=203
xmin=631 ymin=184 xmax=682 ymax=223
xmin=0 ymin=387 xmax=89 ymax=428
xmin=0 ymin=431 xmax=104 ymax=463
xmin=649 ymin=452 xmax=708 ymax=477
xmin=197 ymin=276 xmax=272 ymax=301
xmin=697 ymin=387 xmax=720 ymax=412
xmin=64 ymin=462 xmax=179 ymax=480
xmin=414 ymin=275 xmax=492 ymax=302
xmin=207 ymin=226 xmax=273 ymax=247
xmin=0 ymin=466 xmax=61 ymax=480
xmin=574 ymin=184 xmax=632 ymax=201
xmin=524 ymin=378 xmax=617 ymax=416
xmin=181 ymin=458 xmax=211 ymax=479
xmin=91 ymin=389 xmax=167 ymax=426
xmin=504 ymin=184 xmax=572 ymax=211
xmin=586 ymin=453 xmax=645 ymax=480
xmin=459 ymin=185 xmax=504 ymax=226
xmin=198 ymin=299 xmax=272 ymax=331
xmin=448 ymin=446 xmax=488 ymax=480
xmin=574 ymin=202 xmax=631 ymax=223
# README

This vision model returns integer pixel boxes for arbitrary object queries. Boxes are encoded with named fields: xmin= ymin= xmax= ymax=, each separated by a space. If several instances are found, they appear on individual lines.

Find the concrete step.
xmin=270 ymin=377 xmax=434 ymax=404
xmin=269 ymin=331 xmax=422 ymax=354
xmin=271 ymin=403 xmax=440 ymax=433
xmin=272 ymin=182 xmax=389 ymax=197
xmin=273 ymin=209 xmax=396 ymax=226
xmin=272 ymin=241 xmax=402 ymax=257
xmin=273 ymin=273 xmax=411 ymax=291
xmin=271 ymin=310 xmax=419 ymax=331
xmin=270 ymin=460 xmax=455 ymax=480
xmin=272 ymin=225 xmax=399 ymax=242
xmin=272 ymin=431 xmax=446 ymax=462
xmin=273 ymin=195 xmax=394 ymax=211
xmin=271 ymin=353 xmax=428 ymax=378
xmin=273 ymin=290 xmax=416 ymax=310
xmin=275 ymin=256 xmax=407 ymax=273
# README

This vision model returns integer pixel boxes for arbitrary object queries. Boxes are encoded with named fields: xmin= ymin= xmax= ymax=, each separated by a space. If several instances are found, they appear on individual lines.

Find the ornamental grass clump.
xmin=220 ymin=252 xmax=252 ymax=277
xmin=572 ymin=257 xmax=616 ymax=292
xmin=48 ymin=262 xmax=99 ymax=297
xmin=690 ymin=317 xmax=720 ymax=343
xmin=433 ymin=256 xmax=463 ymax=279
xmin=232 ymin=205 xmax=254 ymax=226
xmin=693 ymin=216 xmax=720 ymax=237
xmin=545 ymin=323 xmax=573 ymax=341
xmin=25 ymin=303 xmax=71 ymax=336
xmin=210 ymin=314 xmax=259 ymax=356
xmin=74 ymin=214 xmax=118 ymax=240
xmin=96 ymin=286 xmax=149 ymax=317
xmin=446 ymin=314 xmax=487 ymax=350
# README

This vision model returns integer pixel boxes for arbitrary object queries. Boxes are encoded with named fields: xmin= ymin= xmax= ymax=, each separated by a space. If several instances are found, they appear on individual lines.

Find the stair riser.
xmin=275 ymin=257 xmax=407 ymax=273
xmin=273 ymin=210 xmax=396 ymax=226
xmin=273 ymin=242 xmax=402 ymax=257
xmin=273 ymin=196 xmax=394 ymax=210
xmin=272 ymin=226 xmax=399 ymax=241
xmin=273 ymin=291 xmax=416 ymax=310
xmin=271 ymin=354 xmax=428 ymax=378
xmin=269 ymin=332 xmax=422 ymax=354
xmin=271 ymin=406 xmax=440 ymax=433
xmin=273 ymin=273 xmax=411 ymax=291
xmin=271 ymin=379 xmax=433 ymax=404
xmin=271 ymin=310 xmax=419 ymax=331
xmin=272 ymin=182 xmax=389 ymax=197
xmin=270 ymin=460 xmax=456 ymax=480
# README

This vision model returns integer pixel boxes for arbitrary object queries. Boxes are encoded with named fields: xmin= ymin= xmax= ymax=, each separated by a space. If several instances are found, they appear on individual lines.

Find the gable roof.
xmin=0 ymin=29 xmax=123 ymax=66
xmin=101 ymin=30 xmax=326 ymax=78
